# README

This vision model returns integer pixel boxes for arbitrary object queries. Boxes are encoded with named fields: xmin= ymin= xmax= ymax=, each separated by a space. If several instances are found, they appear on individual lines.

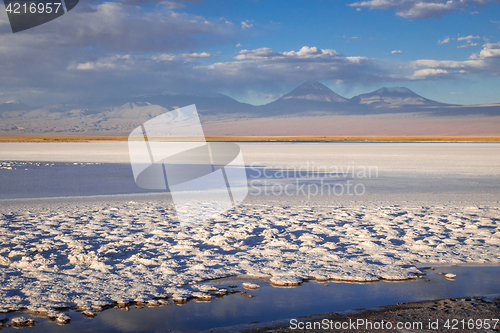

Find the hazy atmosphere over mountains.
xmin=1 ymin=0 xmax=499 ymax=136
xmin=0 ymin=81 xmax=499 ymax=136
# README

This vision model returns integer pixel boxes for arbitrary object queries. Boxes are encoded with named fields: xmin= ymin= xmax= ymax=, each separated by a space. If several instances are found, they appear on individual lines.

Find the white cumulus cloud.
xmin=241 ymin=20 xmax=253 ymax=30
xmin=407 ymin=68 xmax=449 ymax=80
xmin=458 ymin=43 xmax=479 ymax=48
xmin=348 ymin=0 xmax=499 ymax=19
xmin=438 ymin=37 xmax=451 ymax=44
xmin=406 ymin=42 xmax=500 ymax=80
xmin=475 ymin=42 xmax=500 ymax=59
xmin=199 ymin=46 xmax=382 ymax=87
xmin=457 ymin=35 xmax=480 ymax=42
xmin=182 ymin=52 xmax=215 ymax=58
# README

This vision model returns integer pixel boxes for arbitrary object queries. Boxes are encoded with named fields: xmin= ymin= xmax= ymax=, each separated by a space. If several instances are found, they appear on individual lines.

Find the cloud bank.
xmin=349 ymin=0 xmax=500 ymax=19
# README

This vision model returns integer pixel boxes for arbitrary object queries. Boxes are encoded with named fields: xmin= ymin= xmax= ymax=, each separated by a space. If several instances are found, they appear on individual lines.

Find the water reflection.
xmin=2 ymin=266 xmax=499 ymax=333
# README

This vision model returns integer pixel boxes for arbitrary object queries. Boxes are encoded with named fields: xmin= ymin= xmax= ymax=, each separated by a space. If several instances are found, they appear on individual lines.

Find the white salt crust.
xmin=0 ymin=201 xmax=499 ymax=313
xmin=242 ymin=283 xmax=260 ymax=289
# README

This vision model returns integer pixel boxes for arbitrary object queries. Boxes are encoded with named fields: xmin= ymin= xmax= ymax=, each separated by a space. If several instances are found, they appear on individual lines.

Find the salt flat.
xmin=1 ymin=142 xmax=500 ymax=176
xmin=0 ymin=143 xmax=499 ymax=315
xmin=1 ymin=199 xmax=499 ymax=313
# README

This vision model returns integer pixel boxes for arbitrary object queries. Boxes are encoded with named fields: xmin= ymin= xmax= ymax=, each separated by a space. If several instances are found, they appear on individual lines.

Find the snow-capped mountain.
xmin=0 ymin=100 xmax=31 ymax=113
xmin=280 ymin=80 xmax=349 ymax=103
xmin=258 ymin=80 xmax=352 ymax=115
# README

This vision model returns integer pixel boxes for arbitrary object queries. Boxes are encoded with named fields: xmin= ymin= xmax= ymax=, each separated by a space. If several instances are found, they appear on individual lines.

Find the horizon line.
xmin=1 ymin=135 xmax=500 ymax=143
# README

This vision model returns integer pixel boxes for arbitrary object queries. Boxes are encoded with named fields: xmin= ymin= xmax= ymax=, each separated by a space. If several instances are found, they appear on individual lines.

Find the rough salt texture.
xmin=242 ymin=283 xmax=260 ymax=289
xmin=0 ymin=200 xmax=499 ymax=313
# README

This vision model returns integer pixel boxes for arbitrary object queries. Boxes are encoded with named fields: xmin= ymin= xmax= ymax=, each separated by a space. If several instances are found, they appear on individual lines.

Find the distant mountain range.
xmin=0 ymin=100 xmax=32 ymax=113
xmin=351 ymin=87 xmax=451 ymax=108
xmin=0 ymin=81 xmax=499 ymax=135
xmin=282 ymin=80 xmax=350 ymax=103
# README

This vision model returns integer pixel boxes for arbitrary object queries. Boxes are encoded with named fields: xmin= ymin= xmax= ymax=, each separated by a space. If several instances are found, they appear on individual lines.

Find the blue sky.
xmin=0 ymin=0 xmax=499 ymax=106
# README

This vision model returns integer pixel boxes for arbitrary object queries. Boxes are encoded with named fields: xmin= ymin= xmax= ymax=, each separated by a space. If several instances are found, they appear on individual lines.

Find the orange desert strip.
xmin=0 ymin=136 xmax=500 ymax=142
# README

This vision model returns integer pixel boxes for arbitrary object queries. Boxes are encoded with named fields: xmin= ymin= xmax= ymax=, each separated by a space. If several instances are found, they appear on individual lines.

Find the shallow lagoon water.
xmin=1 ymin=142 xmax=500 ymax=203
xmin=1 ymin=266 xmax=499 ymax=333
xmin=1 ymin=161 xmax=499 ymax=204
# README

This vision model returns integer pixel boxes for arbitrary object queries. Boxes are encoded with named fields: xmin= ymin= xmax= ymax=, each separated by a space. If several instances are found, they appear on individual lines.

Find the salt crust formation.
xmin=0 ymin=200 xmax=499 ymax=314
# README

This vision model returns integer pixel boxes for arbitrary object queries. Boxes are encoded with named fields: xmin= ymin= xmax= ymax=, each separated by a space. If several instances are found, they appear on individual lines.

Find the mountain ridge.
xmin=351 ymin=86 xmax=453 ymax=108
xmin=0 ymin=100 xmax=32 ymax=113
xmin=1 ymin=81 xmax=499 ymax=133
xmin=0 ymin=81 xmax=460 ymax=118
xmin=280 ymin=80 xmax=349 ymax=103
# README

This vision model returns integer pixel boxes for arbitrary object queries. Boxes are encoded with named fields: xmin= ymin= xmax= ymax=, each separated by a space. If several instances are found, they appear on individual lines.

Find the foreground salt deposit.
xmin=1 ymin=142 xmax=499 ymax=316
xmin=0 ymin=199 xmax=499 ymax=313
